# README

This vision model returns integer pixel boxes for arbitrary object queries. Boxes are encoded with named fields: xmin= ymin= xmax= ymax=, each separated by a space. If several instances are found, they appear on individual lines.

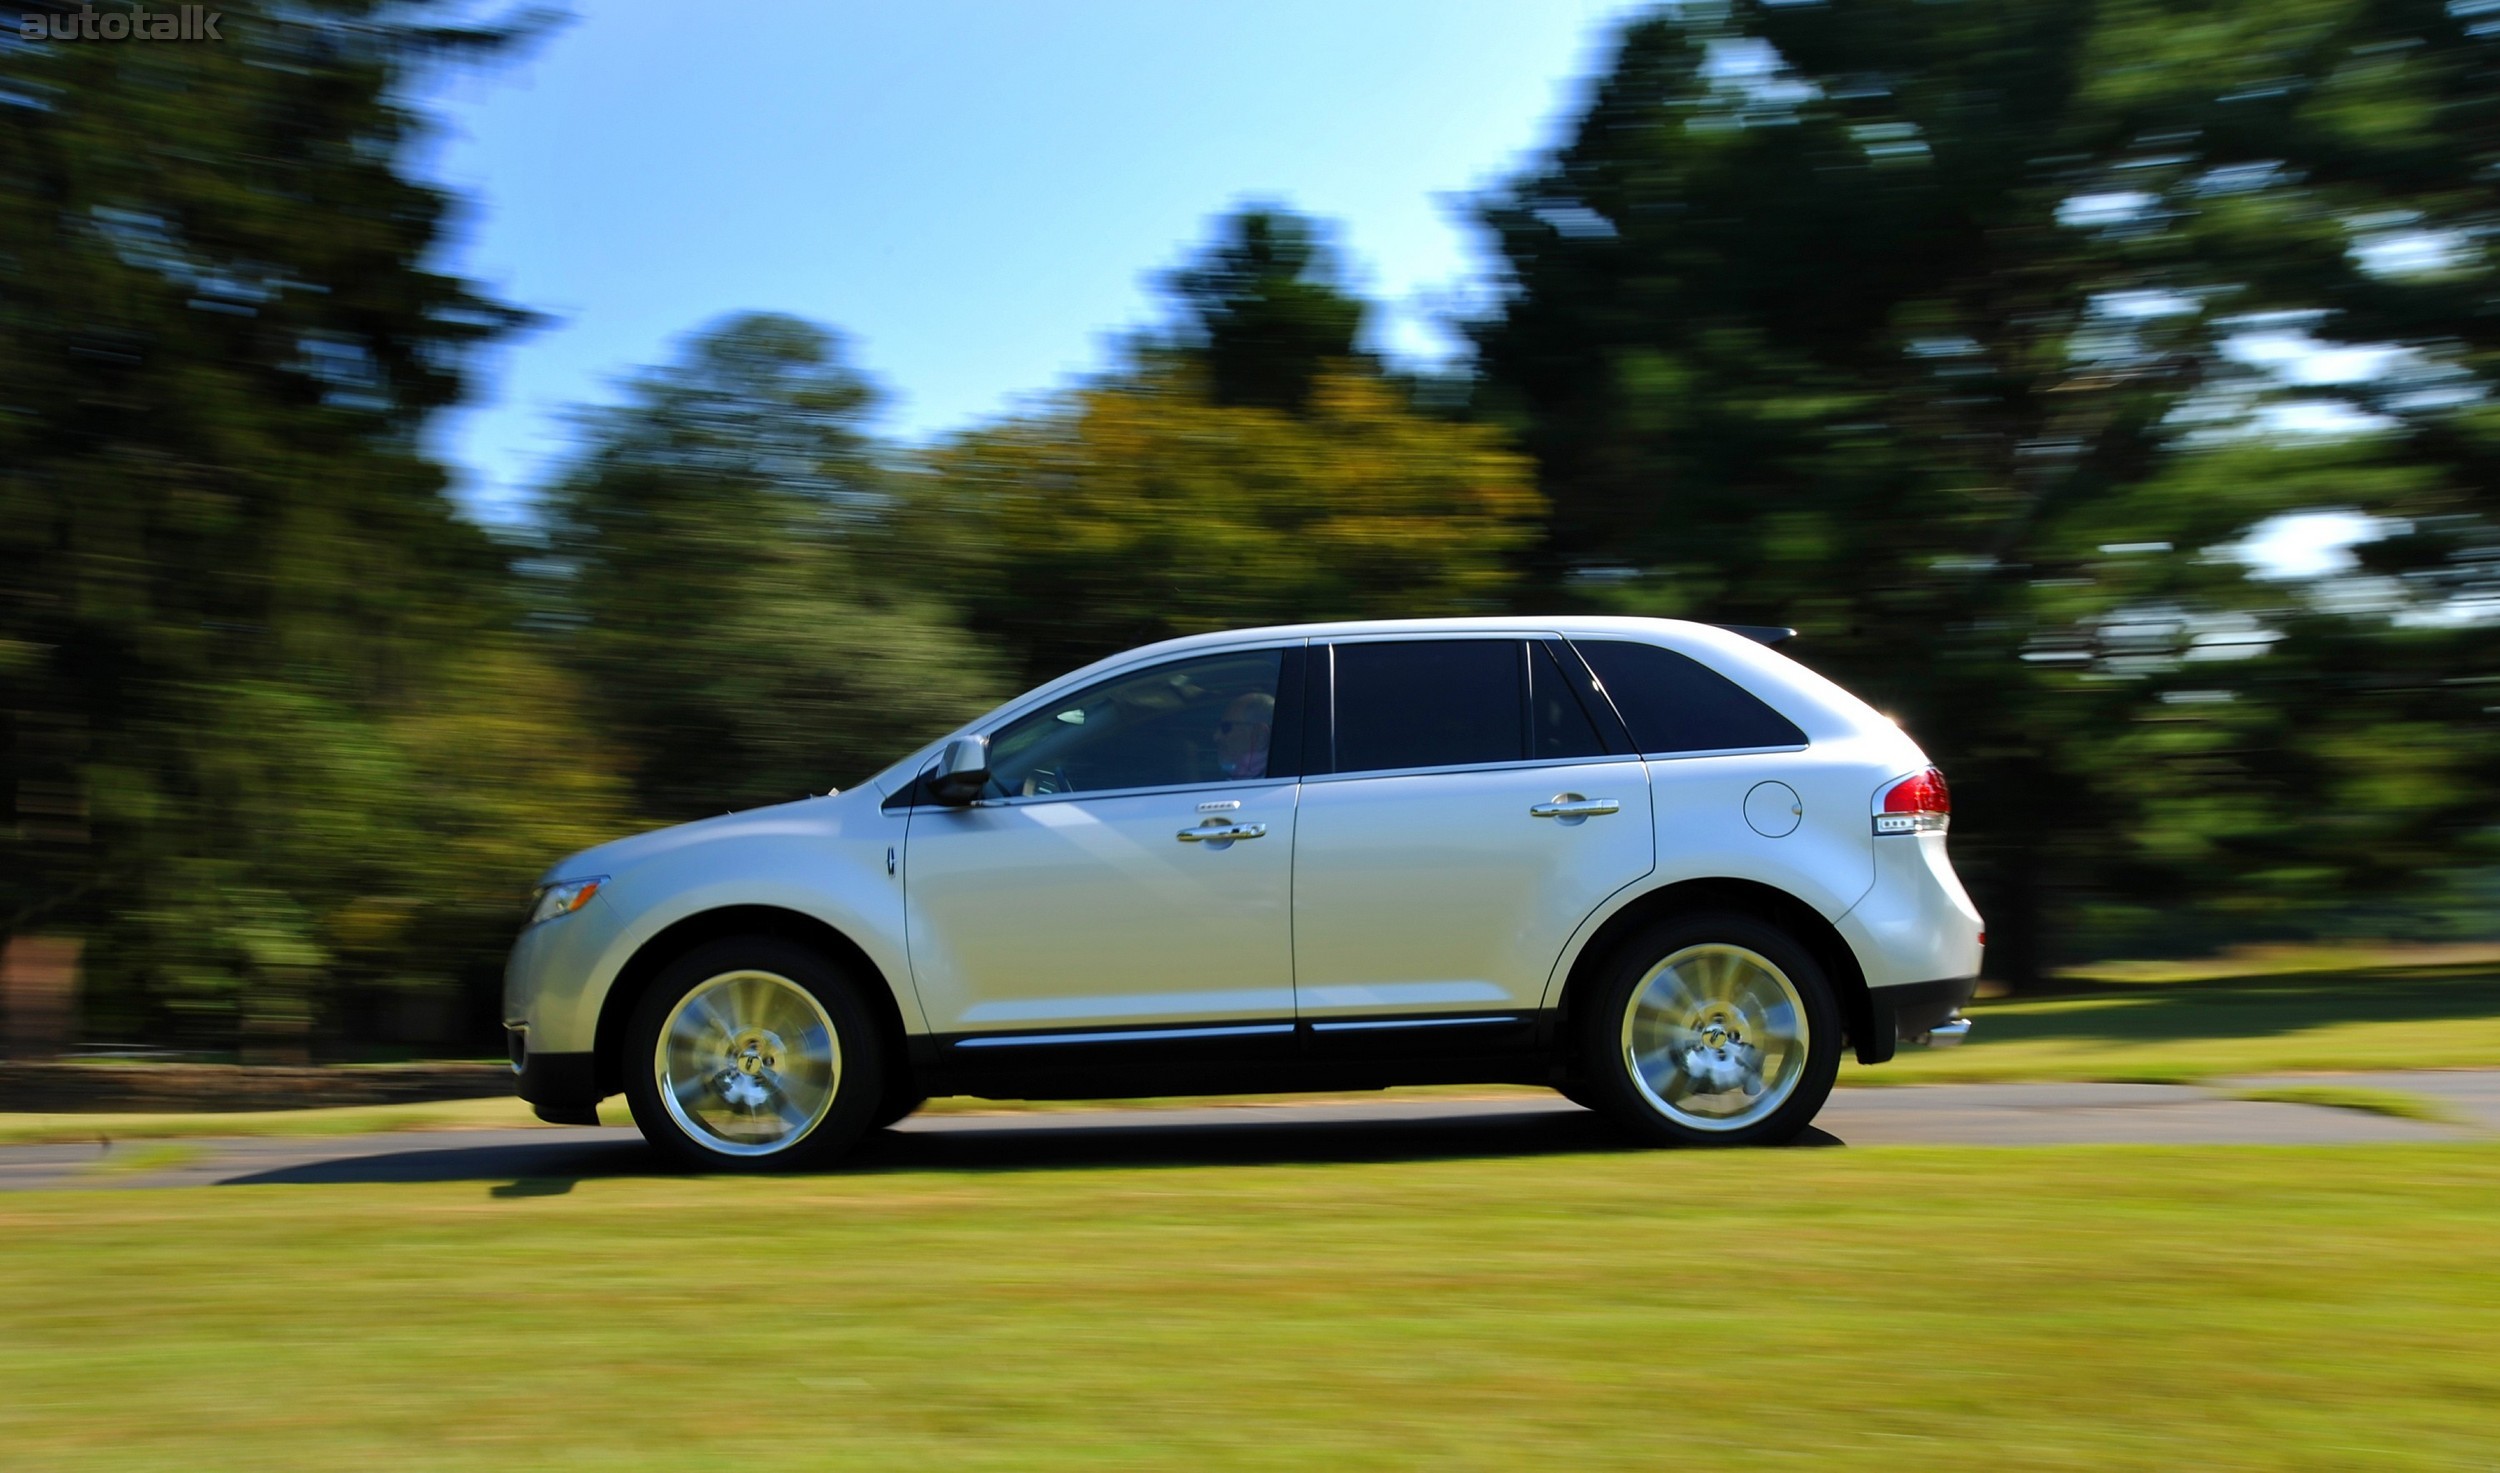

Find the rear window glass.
xmin=1573 ymin=640 xmax=1807 ymax=754
xmin=1333 ymin=640 xmax=1525 ymax=772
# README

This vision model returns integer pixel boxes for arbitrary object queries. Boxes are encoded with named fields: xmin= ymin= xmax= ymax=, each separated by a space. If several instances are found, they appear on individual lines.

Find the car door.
xmin=902 ymin=645 xmax=1303 ymax=1037
xmin=1291 ymin=636 xmax=1655 ymax=1020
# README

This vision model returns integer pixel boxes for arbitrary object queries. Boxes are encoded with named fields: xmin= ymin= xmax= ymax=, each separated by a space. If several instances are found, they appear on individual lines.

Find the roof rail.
xmin=1715 ymin=624 xmax=1797 ymax=646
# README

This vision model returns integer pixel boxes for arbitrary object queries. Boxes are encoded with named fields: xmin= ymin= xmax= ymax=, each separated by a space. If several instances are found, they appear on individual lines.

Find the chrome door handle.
xmin=1530 ymin=796 xmax=1620 ymax=819
xmin=1177 ymin=821 xmax=1269 ymax=843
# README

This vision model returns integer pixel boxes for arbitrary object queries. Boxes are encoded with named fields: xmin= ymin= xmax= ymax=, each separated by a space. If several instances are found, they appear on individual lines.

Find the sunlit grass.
xmin=2229 ymin=1084 xmax=2463 ymax=1125
xmin=2055 ymin=942 xmax=2500 ymax=987
xmin=1859 ymin=960 xmax=2500 ymax=1086
xmin=1 ymin=1144 xmax=2495 ymax=1469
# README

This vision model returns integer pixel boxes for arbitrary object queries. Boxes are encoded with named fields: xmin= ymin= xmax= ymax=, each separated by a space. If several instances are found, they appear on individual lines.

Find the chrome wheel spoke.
xmin=670 ymin=1067 xmax=723 ymax=1111
xmin=677 ymin=991 xmax=735 ymax=1043
xmin=763 ymin=1081 xmax=817 ymax=1132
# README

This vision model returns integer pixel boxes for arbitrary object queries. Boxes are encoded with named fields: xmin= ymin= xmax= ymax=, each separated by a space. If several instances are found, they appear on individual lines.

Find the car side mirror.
xmin=927 ymin=734 xmax=991 ymax=806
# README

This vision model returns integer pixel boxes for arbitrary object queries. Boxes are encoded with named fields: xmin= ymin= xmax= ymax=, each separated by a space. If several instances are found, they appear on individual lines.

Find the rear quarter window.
xmin=1573 ymin=640 xmax=1808 ymax=754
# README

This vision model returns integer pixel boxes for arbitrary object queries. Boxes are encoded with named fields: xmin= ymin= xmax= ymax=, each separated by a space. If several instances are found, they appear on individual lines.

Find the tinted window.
xmin=986 ymin=649 xmax=1284 ymax=797
xmin=1574 ymin=640 xmax=1807 ymax=753
xmin=1333 ymin=640 xmax=1524 ymax=773
xmin=1530 ymin=643 xmax=1610 ymax=760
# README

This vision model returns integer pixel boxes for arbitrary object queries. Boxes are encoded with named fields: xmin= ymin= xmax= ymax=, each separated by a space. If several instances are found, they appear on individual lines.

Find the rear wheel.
xmin=623 ymin=936 xmax=885 ymax=1172
xmin=1576 ymin=911 xmax=1841 ymax=1147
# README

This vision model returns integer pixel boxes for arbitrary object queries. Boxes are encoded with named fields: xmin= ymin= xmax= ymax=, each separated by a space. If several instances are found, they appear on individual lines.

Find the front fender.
xmin=508 ymin=798 xmax=918 ymax=1053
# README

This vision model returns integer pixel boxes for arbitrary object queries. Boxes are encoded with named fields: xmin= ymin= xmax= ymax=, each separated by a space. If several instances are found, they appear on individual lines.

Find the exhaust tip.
xmin=1904 ymin=1016 xmax=1972 ymax=1049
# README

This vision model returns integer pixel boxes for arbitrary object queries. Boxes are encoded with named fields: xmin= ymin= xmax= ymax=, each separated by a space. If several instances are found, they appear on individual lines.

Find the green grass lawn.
xmin=1859 ymin=955 xmax=2500 ymax=1086
xmin=3 ymin=1144 xmax=2496 ymax=1469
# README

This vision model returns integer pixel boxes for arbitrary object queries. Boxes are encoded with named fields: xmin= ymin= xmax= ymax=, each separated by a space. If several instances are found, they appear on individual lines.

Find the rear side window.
xmin=1573 ymin=640 xmax=1807 ymax=754
xmin=1333 ymin=640 xmax=1524 ymax=772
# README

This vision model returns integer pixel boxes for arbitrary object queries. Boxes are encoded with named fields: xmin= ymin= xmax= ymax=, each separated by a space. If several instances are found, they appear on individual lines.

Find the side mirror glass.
xmin=927 ymin=734 xmax=991 ymax=806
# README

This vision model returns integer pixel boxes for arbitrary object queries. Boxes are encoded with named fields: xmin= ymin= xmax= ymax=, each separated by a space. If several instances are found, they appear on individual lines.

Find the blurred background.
xmin=4 ymin=0 xmax=2496 ymax=1063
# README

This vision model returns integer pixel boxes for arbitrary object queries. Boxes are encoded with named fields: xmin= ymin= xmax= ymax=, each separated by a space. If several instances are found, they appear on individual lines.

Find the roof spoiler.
xmin=1715 ymin=624 xmax=1797 ymax=646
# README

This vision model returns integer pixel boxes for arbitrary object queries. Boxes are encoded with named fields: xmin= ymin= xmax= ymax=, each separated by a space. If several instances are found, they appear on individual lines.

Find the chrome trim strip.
xmin=1303 ymin=753 xmax=1633 ymax=785
xmin=953 ymin=1023 xmax=1297 ymax=1049
xmin=1638 ymin=743 xmax=1810 ymax=761
xmin=1309 ymin=1015 xmax=1523 ymax=1033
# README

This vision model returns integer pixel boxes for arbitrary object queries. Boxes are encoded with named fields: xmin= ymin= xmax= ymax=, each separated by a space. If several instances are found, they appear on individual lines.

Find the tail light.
xmin=1874 ymin=768 xmax=1950 ymax=835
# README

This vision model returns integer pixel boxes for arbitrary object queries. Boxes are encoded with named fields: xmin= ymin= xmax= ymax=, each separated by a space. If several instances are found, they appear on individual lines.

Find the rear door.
xmin=1290 ymin=637 xmax=1655 ymax=1021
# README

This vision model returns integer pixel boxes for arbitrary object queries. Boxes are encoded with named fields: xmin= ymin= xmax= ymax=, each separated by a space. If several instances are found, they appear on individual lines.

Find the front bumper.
xmin=513 ymin=1047 xmax=603 ymax=1125
xmin=503 ymin=895 xmax=628 ymax=1057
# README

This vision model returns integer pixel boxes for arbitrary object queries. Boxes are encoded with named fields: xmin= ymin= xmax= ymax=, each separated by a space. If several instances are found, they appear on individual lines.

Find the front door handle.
xmin=1530 ymin=795 xmax=1620 ymax=820
xmin=1177 ymin=821 xmax=1269 ymax=843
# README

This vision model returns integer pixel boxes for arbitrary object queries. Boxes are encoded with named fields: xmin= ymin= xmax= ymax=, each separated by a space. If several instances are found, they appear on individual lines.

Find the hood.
xmin=535 ymin=791 xmax=860 ymax=886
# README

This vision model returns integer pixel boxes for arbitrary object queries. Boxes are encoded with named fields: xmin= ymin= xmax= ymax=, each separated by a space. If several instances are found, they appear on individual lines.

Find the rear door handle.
xmin=1530 ymin=796 xmax=1620 ymax=820
xmin=1177 ymin=822 xmax=1269 ymax=843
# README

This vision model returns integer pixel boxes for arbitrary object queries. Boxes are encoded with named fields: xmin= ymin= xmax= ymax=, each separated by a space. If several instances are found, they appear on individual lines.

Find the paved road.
xmin=3 ymin=1073 xmax=2491 ymax=1192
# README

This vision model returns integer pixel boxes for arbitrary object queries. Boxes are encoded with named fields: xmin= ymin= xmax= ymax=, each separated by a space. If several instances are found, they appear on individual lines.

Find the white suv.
xmin=505 ymin=618 xmax=1982 ymax=1169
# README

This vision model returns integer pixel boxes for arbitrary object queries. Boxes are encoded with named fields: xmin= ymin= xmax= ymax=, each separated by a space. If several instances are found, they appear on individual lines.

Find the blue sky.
xmin=421 ymin=0 xmax=1643 ymax=523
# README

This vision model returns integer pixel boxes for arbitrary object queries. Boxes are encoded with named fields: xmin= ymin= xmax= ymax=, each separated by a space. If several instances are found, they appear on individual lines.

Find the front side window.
xmin=1332 ymin=640 xmax=1526 ymax=774
xmin=1573 ymin=639 xmax=1808 ymax=754
xmin=984 ymin=648 xmax=1285 ymax=798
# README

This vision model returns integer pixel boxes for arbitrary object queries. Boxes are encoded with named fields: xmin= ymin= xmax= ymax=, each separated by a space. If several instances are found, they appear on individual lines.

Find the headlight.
xmin=528 ymin=876 xmax=607 ymax=926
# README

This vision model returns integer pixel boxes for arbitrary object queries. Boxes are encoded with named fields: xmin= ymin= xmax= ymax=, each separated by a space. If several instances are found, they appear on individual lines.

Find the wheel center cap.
xmin=730 ymin=1030 xmax=777 ymax=1076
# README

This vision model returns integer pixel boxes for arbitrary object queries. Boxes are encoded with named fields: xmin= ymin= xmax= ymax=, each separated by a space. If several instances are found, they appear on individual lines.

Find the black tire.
xmin=1553 ymin=1080 xmax=1604 ymax=1112
xmin=870 ymin=1089 xmax=928 ymax=1130
xmin=623 ymin=935 xmax=886 ymax=1172
xmin=1574 ymin=911 xmax=1842 ymax=1147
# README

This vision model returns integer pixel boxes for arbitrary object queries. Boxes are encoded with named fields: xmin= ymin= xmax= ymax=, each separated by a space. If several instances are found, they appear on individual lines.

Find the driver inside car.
xmin=1215 ymin=691 xmax=1273 ymax=780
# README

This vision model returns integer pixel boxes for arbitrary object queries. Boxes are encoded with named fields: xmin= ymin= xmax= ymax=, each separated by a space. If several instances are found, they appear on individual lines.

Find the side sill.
xmin=910 ymin=1012 xmax=1556 ymax=1100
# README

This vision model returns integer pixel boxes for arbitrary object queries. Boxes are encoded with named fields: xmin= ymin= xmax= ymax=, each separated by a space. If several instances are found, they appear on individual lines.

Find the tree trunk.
xmin=0 ymin=934 xmax=82 ymax=1059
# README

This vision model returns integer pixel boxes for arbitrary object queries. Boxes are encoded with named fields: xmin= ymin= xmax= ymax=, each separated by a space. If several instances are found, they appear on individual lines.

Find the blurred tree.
xmin=1165 ymin=207 xmax=1370 ymax=412
xmin=0 ymin=2 xmax=624 ymax=1054
xmin=537 ymin=313 xmax=1004 ymax=820
xmin=1472 ymin=0 xmax=2500 ymax=981
xmin=917 ymin=364 xmax=1543 ymax=686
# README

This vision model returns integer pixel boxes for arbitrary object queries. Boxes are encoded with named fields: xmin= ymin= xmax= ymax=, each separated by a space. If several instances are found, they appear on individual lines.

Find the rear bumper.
xmin=1834 ymin=830 xmax=1985 ymax=989
xmin=1853 ymin=976 xmax=1977 ymax=1065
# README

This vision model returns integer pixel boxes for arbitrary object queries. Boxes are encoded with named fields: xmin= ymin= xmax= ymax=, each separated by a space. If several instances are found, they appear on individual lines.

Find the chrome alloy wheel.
xmin=1619 ymin=943 xmax=1809 ymax=1132
xmin=654 ymin=970 xmax=841 ymax=1157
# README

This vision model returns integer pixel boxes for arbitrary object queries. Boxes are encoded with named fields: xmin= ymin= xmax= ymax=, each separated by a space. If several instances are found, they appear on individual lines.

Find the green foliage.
xmin=1164 ymin=207 xmax=1369 ymax=412
xmin=1472 ymin=0 xmax=2500 ymax=979
xmin=537 ymin=313 xmax=1004 ymax=818
xmin=0 ymin=2 xmax=626 ymax=1051
xmin=916 ymin=364 xmax=1544 ymax=685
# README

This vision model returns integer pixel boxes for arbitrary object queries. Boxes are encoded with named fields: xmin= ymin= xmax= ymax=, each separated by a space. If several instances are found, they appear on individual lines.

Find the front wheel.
xmin=1575 ymin=912 xmax=1841 ymax=1147
xmin=623 ymin=936 xmax=886 ymax=1172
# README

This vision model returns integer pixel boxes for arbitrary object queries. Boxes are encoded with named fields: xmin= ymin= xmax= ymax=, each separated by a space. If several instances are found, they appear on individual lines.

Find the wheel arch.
xmin=592 ymin=905 xmax=913 ymax=1098
xmin=1552 ymin=877 xmax=1881 ymax=1065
